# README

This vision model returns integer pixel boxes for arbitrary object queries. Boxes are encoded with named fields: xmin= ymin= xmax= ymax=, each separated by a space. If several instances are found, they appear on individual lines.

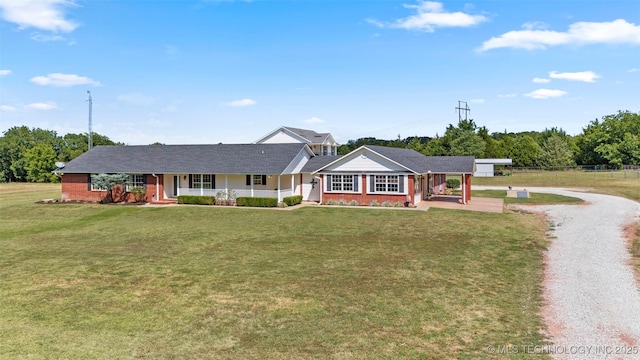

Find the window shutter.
xmin=369 ymin=175 xmax=375 ymax=193
xmin=326 ymin=175 xmax=331 ymax=191
xmin=143 ymin=174 xmax=148 ymax=189
xmin=88 ymin=174 xmax=92 ymax=191
xmin=399 ymin=175 xmax=404 ymax=193
xmin=353 ymin=175 xmax=359 ymax=192
xmin=262 ymin=175 xmax=267 ymax=185
xmin=246 ymin=175 xmax=251 ymax=186
xmin=189 ymin=174 xmax=193 ymax=188
xmin=212 ymin=175 xmax=216 ymax=189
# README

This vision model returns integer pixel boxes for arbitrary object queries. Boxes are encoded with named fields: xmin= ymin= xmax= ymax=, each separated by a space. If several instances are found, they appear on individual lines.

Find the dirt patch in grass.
xmin=624 ymin=221 xmax=640 ymax=287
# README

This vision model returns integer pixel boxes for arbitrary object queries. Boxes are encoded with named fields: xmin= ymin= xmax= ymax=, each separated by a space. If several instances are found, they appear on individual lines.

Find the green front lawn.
xmin=1 ymin=183 xmax=549 ymax=359
xmin=470 ymin=189 xmax=583 ymax=205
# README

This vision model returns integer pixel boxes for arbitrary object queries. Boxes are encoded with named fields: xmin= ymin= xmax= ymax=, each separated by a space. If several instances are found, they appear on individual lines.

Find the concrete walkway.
xmin=416 ymin=194 xmax=504 ymax=213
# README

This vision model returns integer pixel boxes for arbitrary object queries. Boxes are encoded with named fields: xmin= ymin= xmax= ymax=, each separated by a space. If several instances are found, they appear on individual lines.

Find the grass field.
xmin=473 ymin=169 xmax=640 ymax=202
xmin=0 ymin=183 xmax=550 ymax=359
xmin=463 ymin=190 xmax=584 ymax=206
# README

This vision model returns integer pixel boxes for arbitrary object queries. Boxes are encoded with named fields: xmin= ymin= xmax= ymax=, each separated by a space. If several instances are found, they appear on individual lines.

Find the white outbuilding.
xmin=474 ymin=159 xmax=513 ymax=177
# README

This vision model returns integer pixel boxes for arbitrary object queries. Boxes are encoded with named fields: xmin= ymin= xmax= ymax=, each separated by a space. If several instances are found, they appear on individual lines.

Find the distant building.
xmin=474 ymin=159 xmax=513 ymax=177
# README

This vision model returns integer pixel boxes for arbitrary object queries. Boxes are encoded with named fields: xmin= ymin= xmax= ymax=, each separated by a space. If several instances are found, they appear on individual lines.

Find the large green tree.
xmin=0 ymin=126 xmax=60 ymax=182
xmin=0 ymin=127 xmax=123 ymax=182
xmin=433 ymin=119 xmax=486 ymax=157
xmin=25 ymin=143 xmax=58 ymax=182
xmin=509 ymin=135 xmax=541 ymax=167
xmin=538 ymin=134 xmax=576 ymax=168
xmin=576 ymin=111 xmax=640 ymax=167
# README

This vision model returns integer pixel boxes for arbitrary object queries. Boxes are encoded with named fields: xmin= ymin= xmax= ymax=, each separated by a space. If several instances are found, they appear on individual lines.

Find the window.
xmin=253 ymin=174 xmax=264 ymax=185
xmin=127 ymin=174 xmax=144 ymax=190
xmin=327 ymin=174 xmax=358 ymax=192
xmin=90 ymin=174 xmax=107 ymax=191
xmin=331 ymin=175 xmax=354 ymax=191
xmin=374 ymin=175 xmax=400 ymax=193
xmin=246 ymin=175 xmax=267 ymax=186
xmin=192 ymin=174 xmax=213 ymax=189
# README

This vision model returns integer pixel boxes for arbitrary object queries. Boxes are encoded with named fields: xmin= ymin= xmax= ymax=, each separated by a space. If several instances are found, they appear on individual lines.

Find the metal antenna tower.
xmin=87 ymin=91 xmax=93 ymax=150
xmin=455 ymin=101 xmax=470 ymax=122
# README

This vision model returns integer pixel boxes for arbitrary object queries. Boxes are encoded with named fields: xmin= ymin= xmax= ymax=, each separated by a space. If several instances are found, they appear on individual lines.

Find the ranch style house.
xmin=56 ymin=126 xmax=476 ymax=205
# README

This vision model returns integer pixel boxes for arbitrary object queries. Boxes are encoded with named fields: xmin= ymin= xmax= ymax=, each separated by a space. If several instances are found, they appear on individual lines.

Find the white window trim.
xmin=366 ymin=174 xmax=408 ymax=194
xmin=90 ymin=173 xmax=107 ymax=191
xmin=325 ymin=174 xmax=361 ymax=193
xmin=192 ymin=174 xmax=214 ymax=189
xmin=125 ymin=174 xmax=145 ymax=191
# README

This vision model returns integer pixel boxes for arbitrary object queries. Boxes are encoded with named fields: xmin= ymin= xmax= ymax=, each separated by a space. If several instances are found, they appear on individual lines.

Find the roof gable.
xmin=313 ymin=145 xmax=476 ymax=174
xmin=255 ymin=126 xmax=337 ymax=145
xmin=319 ymin=147 xmax=412 ymax=173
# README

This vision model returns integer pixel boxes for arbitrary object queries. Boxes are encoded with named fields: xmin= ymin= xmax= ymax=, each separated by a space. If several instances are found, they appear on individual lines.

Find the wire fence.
xmin=494 ymin=165 xmax=640 ymax=180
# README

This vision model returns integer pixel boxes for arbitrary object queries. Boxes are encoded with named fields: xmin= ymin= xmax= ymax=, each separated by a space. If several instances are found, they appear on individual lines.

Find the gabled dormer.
xmin=255 ymin=126 xmax=338 ymax=156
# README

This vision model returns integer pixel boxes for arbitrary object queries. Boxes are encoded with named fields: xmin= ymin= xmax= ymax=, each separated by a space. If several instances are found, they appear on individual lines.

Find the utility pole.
xmin=455 ymin=100 xmax=470 ymax=122
xmin=87 ymin=91 xmax=93 ymax=150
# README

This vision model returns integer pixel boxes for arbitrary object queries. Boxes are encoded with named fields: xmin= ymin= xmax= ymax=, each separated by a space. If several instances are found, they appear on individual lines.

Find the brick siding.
xmin=61 ymin=173 xmax=163 ymax=203
xmin=321 ymin=174 xmax=415 ymax=206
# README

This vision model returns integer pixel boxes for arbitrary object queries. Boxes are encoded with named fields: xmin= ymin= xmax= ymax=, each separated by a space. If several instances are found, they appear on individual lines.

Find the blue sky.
xmin=1 ymin=0 xmax=638 ymax=145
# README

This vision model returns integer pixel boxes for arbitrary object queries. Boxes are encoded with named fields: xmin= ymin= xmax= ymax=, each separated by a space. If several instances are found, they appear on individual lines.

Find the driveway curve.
xmin=475 ymin=186 xmax=640 ymax=359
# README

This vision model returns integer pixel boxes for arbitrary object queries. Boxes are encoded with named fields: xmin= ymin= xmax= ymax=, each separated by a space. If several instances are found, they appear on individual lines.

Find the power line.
xmin=455 ymin=100 xmax=470 ymax=122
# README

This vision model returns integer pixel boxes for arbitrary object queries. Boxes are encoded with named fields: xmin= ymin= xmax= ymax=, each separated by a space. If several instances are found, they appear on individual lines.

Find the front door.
xmin=173 ymin=176 xmax=179 ymax=197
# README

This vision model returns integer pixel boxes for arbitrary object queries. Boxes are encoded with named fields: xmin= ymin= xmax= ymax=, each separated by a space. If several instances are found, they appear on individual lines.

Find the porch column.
xmin=461 ymin=174 xmax=466 ymax=205
xmin=224 ymin=175 xmax=228 ymax=192
xmin=250 ymin=175 xmax=254 ymax=197
xmin=291 ymin=174 xmax=294 ymax=197
xmin=319 ymin=175 xmax=323 ymax=204
xmin=200 ymin=174 xmax=204 ymax=196
xmin=277 ymin=175 xmax=281 ymax=202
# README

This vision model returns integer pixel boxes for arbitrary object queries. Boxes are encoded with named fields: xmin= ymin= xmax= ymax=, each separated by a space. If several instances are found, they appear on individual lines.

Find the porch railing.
xmin=177 ymin=188 xmax=294 ymax=199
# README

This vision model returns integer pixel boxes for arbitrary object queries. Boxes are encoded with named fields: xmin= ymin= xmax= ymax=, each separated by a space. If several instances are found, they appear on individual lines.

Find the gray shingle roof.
xmin=321 ymin=145 xmax=475 ymax=174
xmin=59 ymin=143 xmax=310 ymax=175
xmin=301 ymin=155 xmax=342 ymax=173
xmin=283 ymin=127 xmax=331 ymax=143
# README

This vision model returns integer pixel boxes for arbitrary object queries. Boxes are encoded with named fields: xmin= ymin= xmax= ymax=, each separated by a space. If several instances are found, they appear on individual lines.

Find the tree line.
xmin=0 ymin=126 xmax=122 ymax=182
xmin=1 ymin=110 xmax=638 ymax=183
xmin=339 ymin=110 xmax=640 ymax=169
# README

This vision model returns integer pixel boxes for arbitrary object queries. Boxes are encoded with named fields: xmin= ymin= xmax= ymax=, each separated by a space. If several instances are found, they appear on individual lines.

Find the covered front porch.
xmin=164 ymin=173 xmax=300 ymax=202
xmin=421 ymin=172 xmax=473 ymax=205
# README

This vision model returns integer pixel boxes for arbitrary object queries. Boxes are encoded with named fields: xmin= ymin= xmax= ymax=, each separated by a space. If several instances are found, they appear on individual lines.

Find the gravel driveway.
xmin=475 ymin=186 xmax=640 ymax=359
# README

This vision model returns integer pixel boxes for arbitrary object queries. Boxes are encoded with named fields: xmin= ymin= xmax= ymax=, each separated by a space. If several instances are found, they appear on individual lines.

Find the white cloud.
xmin=470 ymin=99 xmax=485 ymax=104
xmin=522 ymin=21 xmax=549 ymax=31
xmin=117 ymin=92 xmax=154 ymax=105
xmin=533 ymin=77 xmax=550 ymax=83
xmin=367 ymin=1 xmax=488 ymax=32
xmin=25 ymin=101 xmax=58 ymax=110
xmin=302 ymin=116 xmax=325 ymax=124
xmin=0 ymin=105 xmax=16 ymax=111
xmin=225 ymin=98 xmax=256 ymax=107
xmin=479 ymin=19 xmax=640 ymax=51
xmin=523 ymin=89 xmax=567 ymax=99
xmin=30 ymin=32 xmax=68 ymax=42
xmin=498 ymin=93 xmax=517 ymax=98
xmin=0 ymin=0 xmax=79 ymax=33
xmin=549 ymin=70 xmax=600 ymax=82
xmin=30 ymin=73 xmax=101 ymax=87
xmin=0 ymin=69 xmax=10 ymax=76
xmin=629 ymin=68 xmax=639 ymax=73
